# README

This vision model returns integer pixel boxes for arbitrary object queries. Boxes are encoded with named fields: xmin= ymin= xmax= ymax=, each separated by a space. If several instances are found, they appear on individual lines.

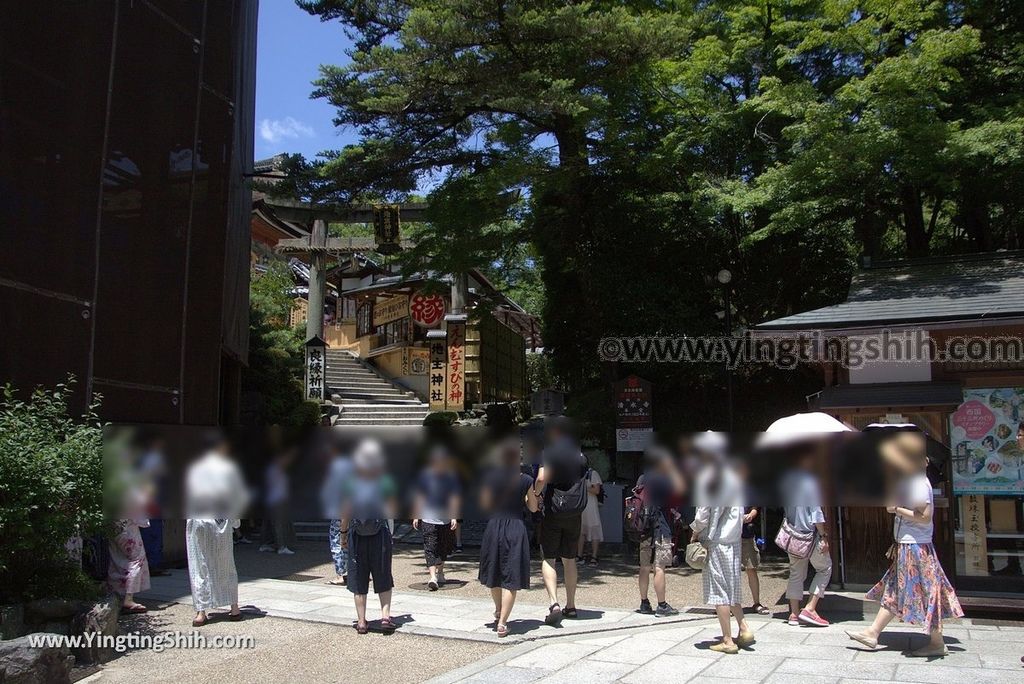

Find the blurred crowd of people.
xmin=101 ymin=418 xmax=962 ymax=656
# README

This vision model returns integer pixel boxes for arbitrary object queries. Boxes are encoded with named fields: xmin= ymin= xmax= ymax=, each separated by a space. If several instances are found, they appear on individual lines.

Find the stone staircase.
xmin=325 ymin=349 xmax=429 ymax=426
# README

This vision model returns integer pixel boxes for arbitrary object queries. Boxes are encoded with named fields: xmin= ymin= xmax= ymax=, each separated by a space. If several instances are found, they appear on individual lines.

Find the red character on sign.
xmin=411 ymin=292 xmax=446 ymax=327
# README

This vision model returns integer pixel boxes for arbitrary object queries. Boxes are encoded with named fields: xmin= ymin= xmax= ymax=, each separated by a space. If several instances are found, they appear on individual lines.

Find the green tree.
xmin=288 ymin=0 xmax=1024 ymax=432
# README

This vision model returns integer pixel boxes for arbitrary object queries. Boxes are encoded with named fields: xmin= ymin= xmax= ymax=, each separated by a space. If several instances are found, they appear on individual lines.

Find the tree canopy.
xmin=287 ymin=0 xmax=1024 ymax=431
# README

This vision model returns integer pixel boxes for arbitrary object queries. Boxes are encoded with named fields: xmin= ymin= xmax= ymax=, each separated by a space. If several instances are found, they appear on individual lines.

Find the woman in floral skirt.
xmin=847 ymin=429 xmax=963 ymax=657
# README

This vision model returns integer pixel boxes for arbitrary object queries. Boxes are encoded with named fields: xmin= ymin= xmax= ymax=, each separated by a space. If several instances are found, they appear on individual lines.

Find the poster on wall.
xmin=949 ymin=387 xmax=1024 ymax=495
xmin=614 ymin=374 xmax=654 ymax=452
xmin=402 ymin=347 xmax=429 ymax=376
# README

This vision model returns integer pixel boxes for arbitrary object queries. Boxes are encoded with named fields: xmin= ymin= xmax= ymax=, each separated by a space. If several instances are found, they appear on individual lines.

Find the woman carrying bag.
xmin=777 ymin=446 xmax=833 ymax=627
xmin=847 ymin=430 xmax=963 ymax=657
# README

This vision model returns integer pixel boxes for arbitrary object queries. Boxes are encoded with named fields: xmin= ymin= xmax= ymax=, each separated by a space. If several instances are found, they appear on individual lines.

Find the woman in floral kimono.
xmin=107 ymin=517 xmax=151 ymax=613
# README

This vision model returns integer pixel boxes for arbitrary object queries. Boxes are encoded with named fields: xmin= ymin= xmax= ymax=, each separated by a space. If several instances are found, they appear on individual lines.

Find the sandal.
xmin=192 ymin=615 xmax=208 ymax=627
xmin=123 ymin=604 xmax=148 ymax=614
xmin=563 ymin=607 xmax=578 ymax=619
xmin=228 ymin=611 xmax=243 ymax=622
xmin=496 ymin=623 xmax=509 ymax=638
xmin=355 ymin=622 xmax=369 ymax=635
xmin=545 ymin=603 xmax=563 ymax=626
xmin=328 ymin=577 xmax=347 ymax=586
xmin=752 ymin=603 xmax=771 ymax=615
xmin=380 ymin=617 xmax=396 ymax=633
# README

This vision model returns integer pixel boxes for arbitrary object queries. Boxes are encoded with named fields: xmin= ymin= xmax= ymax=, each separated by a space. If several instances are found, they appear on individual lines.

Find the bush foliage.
xmin=0 ymin=379 xmax=104 ymax=603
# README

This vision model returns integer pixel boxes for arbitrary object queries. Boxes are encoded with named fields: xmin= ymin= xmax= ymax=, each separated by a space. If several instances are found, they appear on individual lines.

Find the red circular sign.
xmin=410 ymin=292 xmax=446 ymax=328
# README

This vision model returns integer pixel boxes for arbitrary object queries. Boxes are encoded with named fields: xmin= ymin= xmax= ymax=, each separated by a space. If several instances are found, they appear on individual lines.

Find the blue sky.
xmin=255 ymin=2 xmax=358 ymax=162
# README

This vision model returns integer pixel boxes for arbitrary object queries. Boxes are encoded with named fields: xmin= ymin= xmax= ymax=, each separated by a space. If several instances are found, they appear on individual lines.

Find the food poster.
xmin=950 ymin=388 xmax=1024 ymax=495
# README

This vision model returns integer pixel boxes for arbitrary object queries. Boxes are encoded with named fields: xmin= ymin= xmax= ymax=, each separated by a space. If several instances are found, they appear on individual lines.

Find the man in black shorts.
xmin=535 ymin=418 xmax=586 ymax=625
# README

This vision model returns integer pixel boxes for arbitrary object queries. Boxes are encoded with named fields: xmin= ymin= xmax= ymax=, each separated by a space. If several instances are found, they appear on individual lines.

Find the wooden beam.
xmin=275 ymin=236 xmax=416 ymax=255
xmin=264 ymin=196 xmax=429 ymax=224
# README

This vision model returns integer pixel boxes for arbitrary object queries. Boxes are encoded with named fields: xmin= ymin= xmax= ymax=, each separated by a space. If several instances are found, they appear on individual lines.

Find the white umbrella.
xmin=757 ymin=411 xmax=855 ymax=449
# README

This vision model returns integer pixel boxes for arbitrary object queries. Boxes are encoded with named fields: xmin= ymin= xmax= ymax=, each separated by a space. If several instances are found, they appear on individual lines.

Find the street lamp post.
xmin=717 ymin=269 xmax=734 ymax=431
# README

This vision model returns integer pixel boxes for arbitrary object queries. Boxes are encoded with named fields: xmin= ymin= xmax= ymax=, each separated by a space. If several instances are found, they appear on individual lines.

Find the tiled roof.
xmin=812 ymin=381 xmax=964 ymax=410
xmin=755 ymin=251 xmax=1024 ymax=330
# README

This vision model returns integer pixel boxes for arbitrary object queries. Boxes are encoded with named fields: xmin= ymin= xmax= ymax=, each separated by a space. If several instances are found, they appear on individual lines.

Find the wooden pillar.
xmin=306 ymin=218 xmax=327 ymax=341
xmin=451 ymin=272 xmax=468 ymax=315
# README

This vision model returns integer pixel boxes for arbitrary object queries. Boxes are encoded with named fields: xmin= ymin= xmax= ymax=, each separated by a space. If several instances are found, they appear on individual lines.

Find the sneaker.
xmin=638 ymin=599 xmax=654 ymax=615
xmin=237 ymin=537 xmax=253 ymax=545
xmin=587 ymin=558 xmax=599 ymax=567
xmin=798 ymin=609 xmax=829 ymax=627
xmin=655 ymin=602 xmax=679 ymax=617
xmin=454 ymin=545 xmax=464 ymax=554
xmin=427 ymin=579 xmax=439 ymax=591
xmin=436 ymin=571 xmax=446 ymax=585
xmin=258 ymin=544 xmax=274 ymax=552
xmin=277 ymin=547 xmax=295 ymax=555
xmin=787 ymin=613 xmax=800 ymax=626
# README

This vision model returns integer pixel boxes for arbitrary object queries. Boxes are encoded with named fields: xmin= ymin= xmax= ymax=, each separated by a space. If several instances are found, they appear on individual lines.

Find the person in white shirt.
xmin=185 ymin=435 xmax=250 ymax=627
xmin=577 ymin=464 xmax=603 ymax=565
xmin=689 ymin=432 xmax=752 ymax=654
xmin=848 ymin=430 xmax=963 ymax=658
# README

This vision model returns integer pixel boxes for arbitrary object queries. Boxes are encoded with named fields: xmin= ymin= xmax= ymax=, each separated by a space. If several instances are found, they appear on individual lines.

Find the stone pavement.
xmin=427 ymin=616 xmax=1024 ymax=684
xmin=137 ymin=569 xmax=706 ymax=644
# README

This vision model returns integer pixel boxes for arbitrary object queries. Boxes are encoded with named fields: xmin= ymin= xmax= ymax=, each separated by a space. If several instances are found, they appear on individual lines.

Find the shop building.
xmin=754 ymin=251 xmax=1024 ymax=603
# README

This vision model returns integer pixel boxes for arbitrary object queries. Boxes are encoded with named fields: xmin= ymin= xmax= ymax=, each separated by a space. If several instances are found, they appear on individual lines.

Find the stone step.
xmin=332 ymin=392 xmax=416 ymax=402
xmin=327 ymin=383 xmax=404 ymax=393
xmin=330 ymin=385 xmax=408 ymax=394
xmin=340 ymin=405 xmax=428 ymax=413
xmin=324 ymin=374 xmax=396 ymax=383
xmin=337 ymin=397 xmax=424 ymax=405
xmin=334 ymin=416 xmax=426 ymax=426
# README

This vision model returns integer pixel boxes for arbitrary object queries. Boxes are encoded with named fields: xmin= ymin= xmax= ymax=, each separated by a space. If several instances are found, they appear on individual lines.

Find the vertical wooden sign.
xmin=446 ymin=322 xmax=466 ymax=412
xmin=963 ymin=494 xmax=989 ymax=576
xmin=428 ymin=339 xmax=447 ymax=411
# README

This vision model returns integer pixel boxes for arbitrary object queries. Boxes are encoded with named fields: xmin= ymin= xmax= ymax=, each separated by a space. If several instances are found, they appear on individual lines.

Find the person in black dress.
xmin=478 ymin=437 xmax=539 ymax=637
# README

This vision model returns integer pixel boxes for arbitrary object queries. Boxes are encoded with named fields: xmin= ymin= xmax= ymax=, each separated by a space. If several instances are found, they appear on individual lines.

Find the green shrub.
xmin=0 ymin=379 xmax=105 ymax=603
xmin=423 ymin=411 xmax=458 ymax=427
xmin=287 ymin=400 xmax=323 ymax=433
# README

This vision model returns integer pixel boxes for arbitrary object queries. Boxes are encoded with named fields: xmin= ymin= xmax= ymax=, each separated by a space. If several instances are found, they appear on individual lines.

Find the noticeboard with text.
xmin=614 ymin=374 xmax=653 ymax=452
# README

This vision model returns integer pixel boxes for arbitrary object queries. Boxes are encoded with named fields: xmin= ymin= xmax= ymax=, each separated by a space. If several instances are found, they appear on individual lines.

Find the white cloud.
xmin=259 ymin=116 xmax=314 ymax=144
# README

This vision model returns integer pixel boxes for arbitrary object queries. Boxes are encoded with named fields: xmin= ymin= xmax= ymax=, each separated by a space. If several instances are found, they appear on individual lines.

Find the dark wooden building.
xmin=1 ymin=1 xmax=258 ymax=425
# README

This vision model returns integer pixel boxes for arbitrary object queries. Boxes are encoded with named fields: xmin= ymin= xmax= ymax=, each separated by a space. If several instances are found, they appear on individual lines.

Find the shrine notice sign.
xmin=373 ymin=295 xmax=409 ymax=327
xmin=428 ymin=339 xmax=447 ymax=411
xmin=949 ymin=387 xmax=1024 ymax=495
xmin=447 ymin=322 xmax=466 ymax=411
xmin=614 ymin=374 xmax=653 ymax=452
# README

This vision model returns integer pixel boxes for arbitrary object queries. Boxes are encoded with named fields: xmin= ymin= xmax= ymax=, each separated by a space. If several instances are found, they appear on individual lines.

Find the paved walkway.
xmin=138 ymin=570 xmax=1024 ymax=682
xmin=138 ymin=570 xmax=705 ymax=644
xmin=428 ymin=617 xmax=1024 ymax=684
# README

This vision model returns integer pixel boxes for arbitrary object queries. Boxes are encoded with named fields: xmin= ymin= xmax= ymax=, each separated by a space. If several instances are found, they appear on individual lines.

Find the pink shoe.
xmin=787 ymin=613 xmax=800 ymax=626
xmin=799 ymin=609 xmax=829 ymax=627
